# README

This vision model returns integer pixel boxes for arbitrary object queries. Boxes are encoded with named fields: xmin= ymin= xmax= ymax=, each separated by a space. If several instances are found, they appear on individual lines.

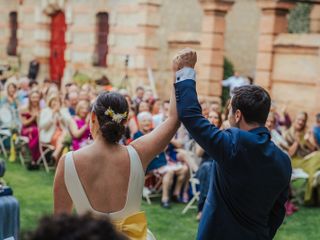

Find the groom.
xmin=173 ymin=49 xmax=291 ymax=240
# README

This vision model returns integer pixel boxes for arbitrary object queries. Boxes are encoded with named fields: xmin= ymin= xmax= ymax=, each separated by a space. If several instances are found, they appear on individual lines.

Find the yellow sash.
xmin=112 ymin=211 xmax=147 ymax=240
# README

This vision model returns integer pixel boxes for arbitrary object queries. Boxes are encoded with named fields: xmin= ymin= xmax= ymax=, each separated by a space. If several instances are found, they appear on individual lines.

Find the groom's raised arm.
xmin=174 ymin=68 xmax=238 ymax=163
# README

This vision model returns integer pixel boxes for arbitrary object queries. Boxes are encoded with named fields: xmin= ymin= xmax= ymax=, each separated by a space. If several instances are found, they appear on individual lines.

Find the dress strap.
xmin=125 ymin=145 xmax=145 ymax=212
xmin=64 ymin=152 xmax=92 ymax=215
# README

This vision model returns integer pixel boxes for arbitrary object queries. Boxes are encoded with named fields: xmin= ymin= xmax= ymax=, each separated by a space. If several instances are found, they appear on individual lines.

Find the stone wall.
xmin=0 ymin=0 xmax=20 ymax=66
xmin=0 ymin=0 xmax=319 ymax=115
xmin=271 ymin=34 xmax=320 ymax=120
xmin=225 ymin=0 xmax=260 ymax=78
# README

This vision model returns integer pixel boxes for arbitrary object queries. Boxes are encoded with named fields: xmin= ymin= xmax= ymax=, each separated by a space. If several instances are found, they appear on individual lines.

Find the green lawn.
xmin=3 ymin=161 xmax=320 ymax=240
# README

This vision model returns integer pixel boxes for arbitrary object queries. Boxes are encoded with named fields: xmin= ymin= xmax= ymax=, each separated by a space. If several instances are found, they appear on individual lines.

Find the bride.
xmin=53 ymin=56 xmax=190 ymax=239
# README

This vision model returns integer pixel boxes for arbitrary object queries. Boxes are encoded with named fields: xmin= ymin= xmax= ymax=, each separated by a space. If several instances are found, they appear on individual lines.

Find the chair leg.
xmin=43 ymin=155 xmax=50 ymax=173
xmin=19 ymin=152 xmax=25 ymax=167
xmin=0 ymin=139 xmax=8 ymax=159
xmin=37 ymin=147 xmax=53 ymax=173
xmin=182 ymin=192 xmax=199 ymax=214
xmin=146 ymin=195 xmax=152 ymax=205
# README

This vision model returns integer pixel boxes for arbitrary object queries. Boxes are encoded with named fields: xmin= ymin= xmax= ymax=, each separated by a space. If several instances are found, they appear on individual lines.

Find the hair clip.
xmin=105 ymin=107 xmax=127 ymax=124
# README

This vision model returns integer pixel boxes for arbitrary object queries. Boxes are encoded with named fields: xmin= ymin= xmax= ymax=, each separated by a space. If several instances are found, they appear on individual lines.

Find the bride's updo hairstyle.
xmin=93 ymin=92 xmax=129 ymax=144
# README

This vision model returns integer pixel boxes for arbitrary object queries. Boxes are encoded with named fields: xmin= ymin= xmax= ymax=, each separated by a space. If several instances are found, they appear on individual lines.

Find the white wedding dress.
xmin=64 ymin=145 xmax=155 ymax=240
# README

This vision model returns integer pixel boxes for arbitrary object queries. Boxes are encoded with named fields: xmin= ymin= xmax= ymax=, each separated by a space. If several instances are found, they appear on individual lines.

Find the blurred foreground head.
xmin=27 ymin=213 xmax=128 ymax=240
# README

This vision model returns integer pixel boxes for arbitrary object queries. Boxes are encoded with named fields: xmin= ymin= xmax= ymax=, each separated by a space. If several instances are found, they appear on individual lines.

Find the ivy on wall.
xmin=221 ymin=58 xmax=234 ymax=107
xmin=288 ymin=2 xmax=312 ymax=33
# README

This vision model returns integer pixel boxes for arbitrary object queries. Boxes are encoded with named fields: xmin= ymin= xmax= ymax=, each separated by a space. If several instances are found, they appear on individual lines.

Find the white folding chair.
xmin=143 ymin=173 xmax=163 ymax=204
xmin=37 ymin=142 xmax=55 ymax=173
xmin=14 ymin=136 xmax=29 ymax=167
xmin=182 ymin=167 xmax=200 ymax=214
xmin=0 ymin=130 xmax=10 ymax=159
xmin=0 ymin=104 xmax=14 ymax=159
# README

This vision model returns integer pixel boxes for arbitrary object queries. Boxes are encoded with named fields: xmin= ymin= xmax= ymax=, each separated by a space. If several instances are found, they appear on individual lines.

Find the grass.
xmin=3 ymin=160 xmax=320 ymax=240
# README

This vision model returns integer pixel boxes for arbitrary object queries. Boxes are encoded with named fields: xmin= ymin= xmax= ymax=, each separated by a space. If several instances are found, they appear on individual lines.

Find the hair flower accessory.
xmin=105 ymin=107 xmax=127 ymax=124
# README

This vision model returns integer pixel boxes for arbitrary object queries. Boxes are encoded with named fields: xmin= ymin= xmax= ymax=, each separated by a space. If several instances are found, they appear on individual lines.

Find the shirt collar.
xmin=249 ymin=126 xmax=271 ymax=138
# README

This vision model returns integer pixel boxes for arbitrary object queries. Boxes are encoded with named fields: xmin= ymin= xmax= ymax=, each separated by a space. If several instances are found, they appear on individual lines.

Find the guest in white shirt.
xmin=39 ymin=93 xmax=72 ymax=163
xmin=222 ymin=71 xmax=249 ymax=96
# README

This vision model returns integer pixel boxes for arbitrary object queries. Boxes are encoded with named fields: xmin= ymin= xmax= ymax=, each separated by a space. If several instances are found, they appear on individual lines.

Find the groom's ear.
xmin=234 ymin=109 xmax=242 ymax=123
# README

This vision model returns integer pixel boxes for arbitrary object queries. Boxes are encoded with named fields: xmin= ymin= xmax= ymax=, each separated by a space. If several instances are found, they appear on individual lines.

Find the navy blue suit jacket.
xmin=175 ymin=80 xmax=292 ymax=240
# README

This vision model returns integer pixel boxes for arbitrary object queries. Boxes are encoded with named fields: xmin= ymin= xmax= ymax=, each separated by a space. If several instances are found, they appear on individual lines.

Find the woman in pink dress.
xmin=72 ymin=100 xmax=91 ymax=150
xmin=19 ymin=90 xmax=41 ymax=165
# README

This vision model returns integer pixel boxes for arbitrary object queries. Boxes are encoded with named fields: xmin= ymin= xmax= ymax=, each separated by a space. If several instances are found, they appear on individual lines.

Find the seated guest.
xmin=1 ymin=82 xmax=22 ymax=129
xmin=71 ymin=100 xmax=91 ymax=150
xmin=199 ymin=99 xmax=209 ymax=118
xmin=79 ymin=90 xmax=90 ymax=101
xmin=266 ymin=112 xmax=289 ymax=151
xmin=270 ymin=102 xmax=292 ymax=131
xmin=137 ymin=101 xmax=151 ymax=115
xmin=128 ymin=101 xmax=151 ymax=137
xmin=134 ymin=112 xmax=184 ymax=208
xmin=66 ymin=91 xmax=79 ymax=116
xmin=132 ymin=86 xmax=145 ymax=107
xmin=209 ymin=101 xmax=221 ymax=114
xmin=17 ymin=76 xmax=30 ymax=107
xmin=27 ymin=213 xmax=128 ymax=240
xmin=19 ymin=90 xmax=41 ymax=165
xmin=39 ymin=93 xmax=72 ymax=162
xmin=153 ymin=100 xmax=169 ymax=129
xmin=151 ymin=99 xmax=161 ymax=116
xmin=313 ymin=113 xmax=320 ymax=149
xmin=284 ymin=112 xmax=316 ymax=158
xmin=195 ymin=110 xmax=222 ymax=221
xmin=143 ymin=88 xmax=155 ymax=104
xmin=284 ymin=112 xmax=320 ymax=205
xmin=166 ymin=127 xmax=190 ymax=203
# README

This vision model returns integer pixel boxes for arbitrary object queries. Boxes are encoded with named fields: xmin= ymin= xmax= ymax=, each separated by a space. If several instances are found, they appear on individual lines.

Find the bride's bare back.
xmin=72 ymin=142 xmax=130 ymax=213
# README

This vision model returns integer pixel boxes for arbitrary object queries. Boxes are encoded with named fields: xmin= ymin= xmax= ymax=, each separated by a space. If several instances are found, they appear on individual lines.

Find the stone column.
xmin=33 ymin=5 xmax=51 ymax=82
xmin=255 ymin=0 xmax=295 ymax=90
xmin=310 ymin=5 xmax=320 ymax=33
xmin=133 ymin=0 xmax=162 ymax=90
xmin=197 ymin=0 xmax=234 ymax=101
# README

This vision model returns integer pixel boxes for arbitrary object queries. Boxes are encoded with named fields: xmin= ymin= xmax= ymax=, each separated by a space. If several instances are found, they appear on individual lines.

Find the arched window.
xmin=7 ymin=11 xmax=18 ymax=56
xmin=93 ymin=12 xmax=109 ymax=67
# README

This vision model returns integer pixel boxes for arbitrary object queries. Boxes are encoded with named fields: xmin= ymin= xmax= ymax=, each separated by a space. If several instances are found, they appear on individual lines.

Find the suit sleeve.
xmin=268 ymin=186 xmax=289 ymax=238
xmin=174 ymin=80 xmax=238 ymax=163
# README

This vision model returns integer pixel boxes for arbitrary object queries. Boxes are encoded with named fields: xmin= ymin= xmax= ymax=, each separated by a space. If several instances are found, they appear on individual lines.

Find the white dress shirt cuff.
xmin=175 ymin=67 xmax=196 ymax=83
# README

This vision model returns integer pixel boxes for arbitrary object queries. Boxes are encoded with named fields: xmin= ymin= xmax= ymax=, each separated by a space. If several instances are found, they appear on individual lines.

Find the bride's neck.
xmin=93 ymin=134 xmax=119 ymax=149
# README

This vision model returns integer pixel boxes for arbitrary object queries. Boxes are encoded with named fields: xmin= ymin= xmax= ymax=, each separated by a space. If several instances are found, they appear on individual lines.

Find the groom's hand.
xmin=172 ymin=48 xmax=197 ymax=72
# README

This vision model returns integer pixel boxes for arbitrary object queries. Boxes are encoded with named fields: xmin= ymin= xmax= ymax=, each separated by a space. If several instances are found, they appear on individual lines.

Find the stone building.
xmin=0 ymin=0 xmax=320 ymax=118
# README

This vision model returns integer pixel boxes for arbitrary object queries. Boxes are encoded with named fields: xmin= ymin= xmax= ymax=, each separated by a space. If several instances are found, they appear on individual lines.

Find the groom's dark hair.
xmin=231 ymin=85 xmax=271 ymax=125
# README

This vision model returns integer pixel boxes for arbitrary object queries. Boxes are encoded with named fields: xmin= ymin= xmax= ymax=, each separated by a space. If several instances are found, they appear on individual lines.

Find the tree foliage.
xmin=288 ymin=3 xmax=312 ymax=33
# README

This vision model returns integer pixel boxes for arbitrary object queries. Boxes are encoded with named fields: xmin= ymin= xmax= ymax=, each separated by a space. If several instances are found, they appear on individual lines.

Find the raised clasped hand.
xmin=172 ymin=48 xmax=197 ymax=72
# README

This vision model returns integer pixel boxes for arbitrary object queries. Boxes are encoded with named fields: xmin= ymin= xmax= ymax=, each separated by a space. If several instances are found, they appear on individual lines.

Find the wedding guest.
xmin=39 ymin=94 xmax=72 ymax=162
xmin=1 ymin=82 xmax=21 ymax=129
xmin=283 ymin=112 xmax=320 ymax=205
xmin=20 ymin=90 xmax=41 ymax=165
xmin=71 ymin=100 xmax=91 ymax=150
xmin=66 ymin=91 xmax=79 ymax=116
xmin=313 ymin=113 xmax=320 ymax=148
xmin=132 ymin=86 xmax=144 ymax=106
